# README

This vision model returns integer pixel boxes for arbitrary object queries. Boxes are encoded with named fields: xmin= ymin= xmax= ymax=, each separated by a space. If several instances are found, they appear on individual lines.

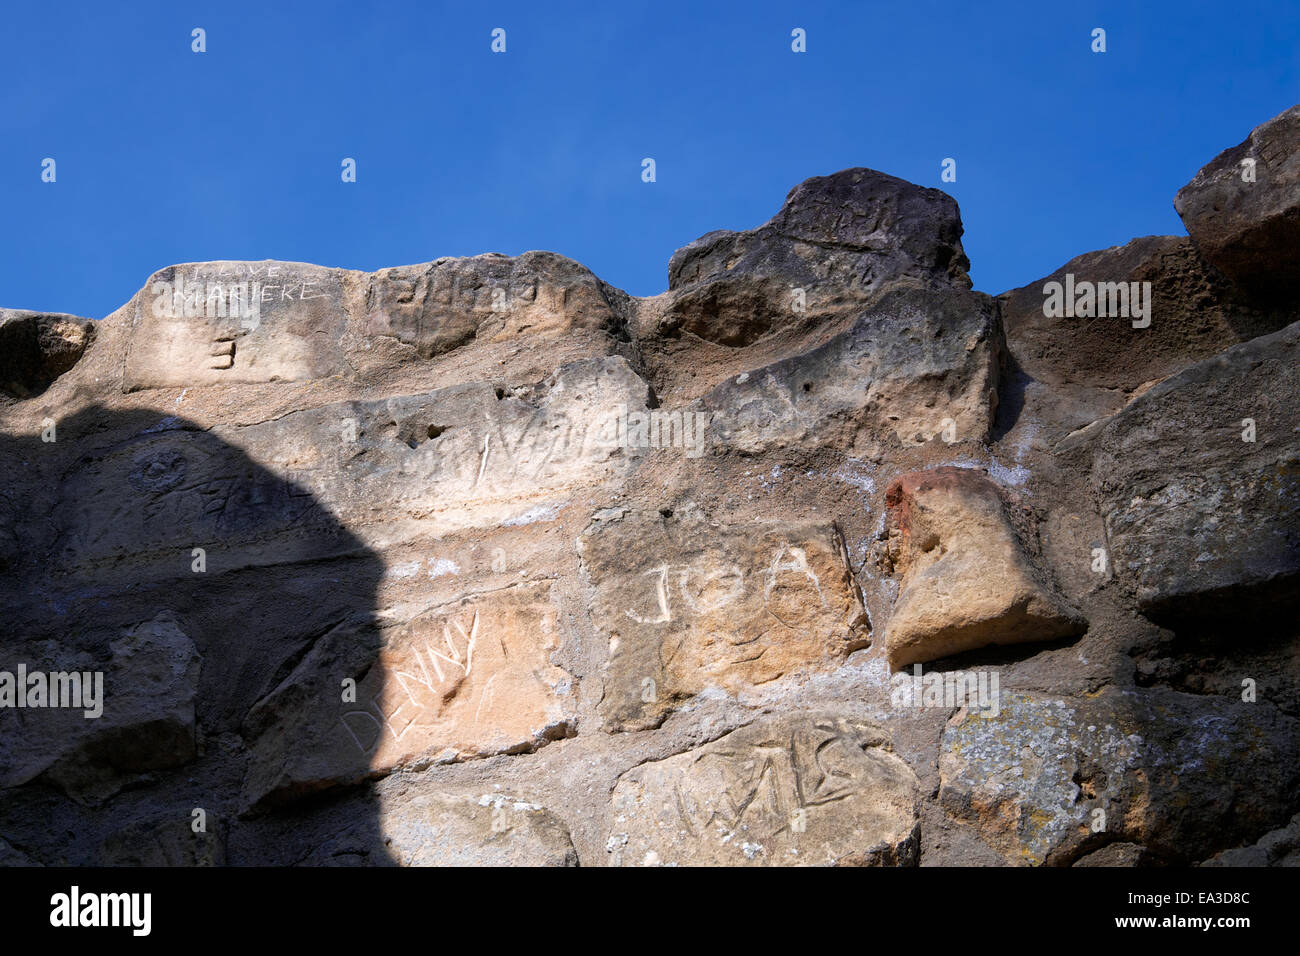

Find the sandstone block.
xmin=1175 ymin=105 xmax=1300 ymax=301
xmin=243 ymin=581 xmax=575 ymax=809
xmin=581 ymin=512 xmax=869 ymax=731
xmin=608 ymin=714 xmax=919 ymax=866
xmin=882 ymin=467 xmax=1085 ymax=668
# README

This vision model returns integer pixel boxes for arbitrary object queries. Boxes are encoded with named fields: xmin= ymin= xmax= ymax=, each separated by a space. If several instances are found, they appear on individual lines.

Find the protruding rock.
xmin=1072 ymin=843 xmax=1161 ymax=867
xmin=998 ymin=235 xmax=1292 ymax=393
xmin=648 ymin=169 xmax=975 ymax=400
xmin=111 ymin=254 xmax=634 ymax=397
xmin=122 ymin=261 xmax=350 ymax=390
xmin=607 ymin=713 xmax=919 ymax=866
xmin=0 ymin=310 xmax=95 ymax=398
xmin=1203 ymin=812 xmax=1300 ymax=866
xmin=1092 ymin=319 xmax=1300 ymax=627
xmin=699 ymin=286 xmax=1002 ymax=456
xmin=668 ymin=168 xmax=971 ymax=295
xmin=881 ymin=467 xmax=1085 ymax=668
xmin=1175 ymin=105 xmax=1300 ymax=301
xmin=366 ymin=251 xmax=627 ymax=359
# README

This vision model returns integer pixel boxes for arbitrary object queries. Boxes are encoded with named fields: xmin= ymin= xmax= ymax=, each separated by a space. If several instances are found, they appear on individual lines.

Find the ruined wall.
xmin=2 ymin=110 xmax=1298 ymax=867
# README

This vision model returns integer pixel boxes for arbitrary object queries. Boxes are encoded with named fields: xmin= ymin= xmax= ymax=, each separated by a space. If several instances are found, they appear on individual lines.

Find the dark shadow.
xmin=914 ymin=629 xmax=1087 ymax=676
xmin=1131 ymin=616 xmax=1300 ymax=720
xmin=0 ymin=313 xmax=95 ymax=399
xmin=0 ymin=405 xmax=394 ymax=865
xmin=989 ymin=349 xmax=1030 ymax=443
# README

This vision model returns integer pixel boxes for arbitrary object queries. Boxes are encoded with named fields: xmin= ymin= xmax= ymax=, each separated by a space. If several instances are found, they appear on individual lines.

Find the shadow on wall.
xmin=0 ymin=405 xmax=395 ymax=865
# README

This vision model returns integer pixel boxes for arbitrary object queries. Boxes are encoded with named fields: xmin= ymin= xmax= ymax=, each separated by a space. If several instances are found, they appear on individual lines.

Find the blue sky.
xmin=2 ymin=1 xmax=1297 ymax=318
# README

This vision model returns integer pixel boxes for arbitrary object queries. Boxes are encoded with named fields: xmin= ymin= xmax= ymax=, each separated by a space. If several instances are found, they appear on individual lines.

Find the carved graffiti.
xmin=340 ymin=608 xmax=480 ymax=756
xmin=332 ymin=585 xmax=575 ymax=772
xmin=587 ymin=519 xmax=870 ymax=731
xmin=608 ymin=715 xmax=919 ymax=866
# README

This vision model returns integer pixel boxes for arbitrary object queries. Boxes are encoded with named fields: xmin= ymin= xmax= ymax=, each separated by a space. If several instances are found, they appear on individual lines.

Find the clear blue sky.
xmin=2 ymin=1 xmax=1297 ymax=318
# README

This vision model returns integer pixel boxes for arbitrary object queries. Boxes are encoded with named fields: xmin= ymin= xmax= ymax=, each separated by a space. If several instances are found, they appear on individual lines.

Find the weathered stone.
xmin=98 ymin=816 xmax=225 ymax=866
xmin=0 ymin=836 xmax=39 ymax=866
xmin=214 ymin=355 xmax=650 ymax=540
xmin=99 ymin=251 xmax=635 ymax=401
xmin=1091 ymin=319 xmax=1300 ymax=626
xmin=0 ymin=613 xmax=200 ymax=804
xmin=0 ymin=310 xmax=95 ymax=399
xmin=882 ymin=467 xmax=1085 ymax=668
xmin=243 ymin=581 xmax=575 ymax=809
xmin=640 ymin=168 xmax=977 ymax=404
xmin=1203 ymin=812 xmax=1300 ymax=866
xmin=1132 ymin=628 xmax=1300 ymax=720
xmin=581 ymin=512 xmax=869 ymax=731
xmin=939 ymin=689 xmax=1300 ymax=865
xmin=668 ymin=168 xmax=971 ymax=297
xmin=43 ymin=415 xmax=361 ymax=586
xmin=1175 ymin=105 xmax=1300 ymax=301
xmin=1072 ymin=843 xmax=1161 ymax=867
xmin=607 ymin=713 xmax=919 ymax=866
xmin=657 ymin=275 xmax=799 ymax=348
xmin=1 ymin=402 xmax=389 ymax=761
xmin=366 ymin=251 xmax=626 ymax=359
xmin=122 ymin=261 xmax=350 ymax=390
xmin=699 ymin=286 xmax=1002 ymax=457
xmin=998 ymin=235 xmax=1292 ymax=393
xmin=40 ymin=357 xmax=648 ymax=589
xmin=5 ymin=133 xmax=1299 ymax=868
xmin=377 ymin=792 xmax=578 ymax=866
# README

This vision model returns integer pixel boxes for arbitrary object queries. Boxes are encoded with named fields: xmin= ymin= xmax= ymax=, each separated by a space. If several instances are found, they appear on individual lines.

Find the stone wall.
xmin=2 ymin=108 xmax=1298 ymax=866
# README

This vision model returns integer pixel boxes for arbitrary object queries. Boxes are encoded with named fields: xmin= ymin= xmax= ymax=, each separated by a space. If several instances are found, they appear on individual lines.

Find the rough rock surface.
xmin=697 ymin=286 xmax=1003 ymax=457
xmin=667 ymin=168 xmax=972 ymax=297
xmin=2 ymin=106 xmax=1299 ymax=867
xmin=607 ymin=714 xmax=919 ymax=866
xmin=1091 ymin=320 xmax=1300 ymax=627
xmin=648 ymin=168 xmax=976 ymax=403
xmin=1175 ymin=105 xmax=1300 ymax=300
xmin=999 ymin=235 xmax=1293 ymax=397
xmin=1203 ymin=812 xmax=1300 ymax=867
xmin=0 ymin=310 xmax=95 ymax=399
xmin=582 ymin=512 xmax=869 ymax=731
xmin=940 ymin=689 xmax=1300 ymax=865
xmin=372 ymin=791 xmax=579 ymax=867
xmin=98 ymin=816 xmax=225 ymax=866
xmin=1 ymin=613 xmax=200 ymax=805
xmin=881 ymin=467 xmax=1085 ymax=667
